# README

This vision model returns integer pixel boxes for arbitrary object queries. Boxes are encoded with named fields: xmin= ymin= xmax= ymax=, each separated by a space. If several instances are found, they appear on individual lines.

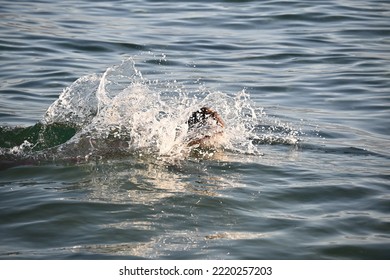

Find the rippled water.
xmin=1 ymin=0 xmax=389 ymax=259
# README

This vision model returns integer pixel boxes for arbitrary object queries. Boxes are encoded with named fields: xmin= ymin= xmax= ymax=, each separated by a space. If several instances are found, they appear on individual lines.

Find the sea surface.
xmin=1 ymin=0 xmax=389 ymax=259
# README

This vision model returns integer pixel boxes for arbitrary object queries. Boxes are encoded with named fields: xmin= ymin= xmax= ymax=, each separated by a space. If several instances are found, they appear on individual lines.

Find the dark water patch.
xmin=318 ymin=243 xmax=390 ymax=260
xmin=338 ymin=28 xmax=390 ymax=38
xmin=300 ymin=142 xmax=390 ymax=159
xmin=0 ymin=248 xmax=144 ymax=260
xmin=0 ymin=39 xmax=28 ymax=52
xmin=266 ymin=183 xmax=379 ymax=206
xmin=53 ymin=39 xmax=145 ymax=54
xmin=0 ymin=199 xmax=154 ymax=249
xmin=0 ymin=123 xmax=77 ymax=151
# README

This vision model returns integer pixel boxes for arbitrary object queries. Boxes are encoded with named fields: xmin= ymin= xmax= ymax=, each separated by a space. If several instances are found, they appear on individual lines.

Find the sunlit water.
xmin=0 ymin=0 xmax=389 ymax=259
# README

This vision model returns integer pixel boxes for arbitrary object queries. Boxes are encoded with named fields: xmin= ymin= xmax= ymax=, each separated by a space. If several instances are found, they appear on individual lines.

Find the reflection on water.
xmin=59 ymin=155 xmax=258 ymax=259
xmin=82 ymin=155 xmax=241 ymax=204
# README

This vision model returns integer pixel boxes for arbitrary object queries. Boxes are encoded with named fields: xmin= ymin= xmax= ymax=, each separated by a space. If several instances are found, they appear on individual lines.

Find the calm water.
xmin=1 ymin=0 xmax=389 ymax=259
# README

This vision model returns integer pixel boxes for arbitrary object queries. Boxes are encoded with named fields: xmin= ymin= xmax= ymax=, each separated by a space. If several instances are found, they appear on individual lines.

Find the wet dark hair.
xmin=187 ymin=107 xmax=224 ymax=130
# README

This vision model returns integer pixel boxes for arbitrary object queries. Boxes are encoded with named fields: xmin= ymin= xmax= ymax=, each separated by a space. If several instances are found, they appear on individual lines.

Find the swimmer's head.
xmin=187 ymin=107 xmax=225 ymax=130
xmin=187 ymin=107 xmax=225 ymax=148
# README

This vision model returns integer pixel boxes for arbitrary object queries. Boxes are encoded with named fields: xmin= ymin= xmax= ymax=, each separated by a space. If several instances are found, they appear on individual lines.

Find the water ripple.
xmin=1 ymin=0 xmax=389 ymax=259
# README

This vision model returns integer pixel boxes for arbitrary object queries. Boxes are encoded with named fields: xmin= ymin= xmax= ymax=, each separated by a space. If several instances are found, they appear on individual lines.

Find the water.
xmin=0 ymin=0 xmax=389 ymax=259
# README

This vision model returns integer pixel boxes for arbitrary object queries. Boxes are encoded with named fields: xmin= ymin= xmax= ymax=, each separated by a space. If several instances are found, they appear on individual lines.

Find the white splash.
xmin=41 ymin=57 xmax=299 ymax=162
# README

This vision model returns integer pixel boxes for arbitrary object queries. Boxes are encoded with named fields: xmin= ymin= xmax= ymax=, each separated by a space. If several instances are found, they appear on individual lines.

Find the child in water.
xmin=187 ymin=107 xmax=225 ymax=148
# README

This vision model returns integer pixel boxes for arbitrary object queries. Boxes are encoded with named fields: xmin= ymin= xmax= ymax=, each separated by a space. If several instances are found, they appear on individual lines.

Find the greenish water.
xmin=0 ymin=0 xmax=389 ymax=259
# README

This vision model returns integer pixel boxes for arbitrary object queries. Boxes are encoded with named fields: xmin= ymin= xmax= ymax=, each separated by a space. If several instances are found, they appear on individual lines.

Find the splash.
xmin=1 ymin=56 xmax=301 ymax=164
xmin=43 ymin=58 xmax=265 ymax=159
